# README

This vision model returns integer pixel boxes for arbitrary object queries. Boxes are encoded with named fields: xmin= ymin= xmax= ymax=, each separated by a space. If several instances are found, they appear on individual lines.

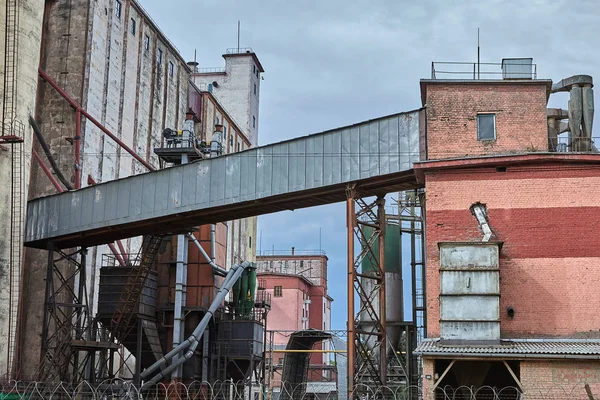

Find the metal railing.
xmin=196 ymin=67 xmax=226 ymax=74
xmin=226 ymin=47 xmax=254 ymax=55
xmin=431 ymin=61 xmax=537 ymax=80
xmin=257 ymin=250 xmax=327 ymax=257
xmin=550 ymin=136 xmax=600 ymax=153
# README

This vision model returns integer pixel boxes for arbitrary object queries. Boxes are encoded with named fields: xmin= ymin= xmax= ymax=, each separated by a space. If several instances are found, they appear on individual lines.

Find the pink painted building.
xmin=256 ymin=250 xmax=334 ymax=389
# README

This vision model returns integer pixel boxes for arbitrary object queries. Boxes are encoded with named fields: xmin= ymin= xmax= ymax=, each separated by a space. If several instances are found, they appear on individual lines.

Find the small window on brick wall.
xmin=477 ymin=113 xmax=496 ymax=140
xmin=274 ymin=286 xmax=282 ymax=297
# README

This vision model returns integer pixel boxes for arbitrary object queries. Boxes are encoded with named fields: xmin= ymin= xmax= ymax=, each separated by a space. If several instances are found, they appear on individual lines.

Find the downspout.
xmin=186 ymin=233 xmax=227 ymax=277
xmin=172 ymin=152 xmax=190 ymax=379
xmin=141 ymin=262 xmax=250 ymax=387
xmin=210 ymin=224 xmax=217 ymax=266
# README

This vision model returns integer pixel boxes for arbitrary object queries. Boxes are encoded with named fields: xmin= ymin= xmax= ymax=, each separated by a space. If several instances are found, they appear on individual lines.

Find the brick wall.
xmin=423 ymin=162 xmax=600 ymax=338
xmin=520 ymin=360 xmax=600 ymax=399
xmin=424 ymin=82 xmax=549 ymax=159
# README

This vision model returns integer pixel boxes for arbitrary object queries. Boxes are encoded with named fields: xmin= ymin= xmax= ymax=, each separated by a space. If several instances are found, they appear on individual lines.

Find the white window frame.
xmin=477 ymin=113 xmax=496 ymax=141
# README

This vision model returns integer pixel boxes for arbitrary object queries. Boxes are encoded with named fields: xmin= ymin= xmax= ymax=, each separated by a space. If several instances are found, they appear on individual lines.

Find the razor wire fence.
xmin=0 ymin=380 xmax=596 ymax=399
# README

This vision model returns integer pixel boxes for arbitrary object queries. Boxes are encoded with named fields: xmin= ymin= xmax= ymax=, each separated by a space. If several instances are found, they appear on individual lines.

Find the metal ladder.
xmin=3 ymin=0 xmax=25 ymax=380
xmin=111 ymin=235 xmax=163 ymax=342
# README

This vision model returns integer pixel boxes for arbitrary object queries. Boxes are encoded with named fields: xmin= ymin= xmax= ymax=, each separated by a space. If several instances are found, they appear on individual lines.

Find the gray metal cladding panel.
xmin=441 ymin=321 xmax=500 ymax=341
xmin=24 ymin=110 xmax=422 ymax=246
xmin=439 ymin=243 xmax=501 ymax=269
xmin=441 ymin=270 xmax=500 ymax=294
xmin=440 ymin=296 xmax=499 ymax=321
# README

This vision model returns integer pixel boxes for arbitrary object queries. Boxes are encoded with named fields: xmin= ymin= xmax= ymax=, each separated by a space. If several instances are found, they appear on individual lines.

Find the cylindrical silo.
xmin=358 ymin=223 xmax=403 ymax=358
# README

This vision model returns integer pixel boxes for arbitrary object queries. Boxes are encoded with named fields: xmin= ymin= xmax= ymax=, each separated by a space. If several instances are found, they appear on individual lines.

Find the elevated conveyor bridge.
xmin=25 ymin=109 xmax=425 ymax=249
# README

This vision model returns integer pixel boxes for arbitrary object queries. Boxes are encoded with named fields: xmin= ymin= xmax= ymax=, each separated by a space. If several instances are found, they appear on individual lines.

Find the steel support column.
xmin=39 ymin=247 xmax=90 ymax=382
xmin=346 ymin=187 xmax=387 ymax=395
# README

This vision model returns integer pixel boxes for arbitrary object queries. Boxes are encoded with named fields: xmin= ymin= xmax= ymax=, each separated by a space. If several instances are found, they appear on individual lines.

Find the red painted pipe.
xmin=108 ymin=244 xmax=127 ymax=267
xmin=116 ymin=240 xmax=129 ymax=265
xmin=34 ymin=150 xmax=126 ymax=266
xmin=38 ymin=68 xmax=155 ymax=172
xmin=32 ymin=149 xmax=64 ymax=192
xmin=74 ymin=110 xmax=81 ymax=189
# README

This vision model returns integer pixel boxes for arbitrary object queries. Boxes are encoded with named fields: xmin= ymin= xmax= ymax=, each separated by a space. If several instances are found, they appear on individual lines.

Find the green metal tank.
xmin=361 ymin=223 xmax=401 ymax=274
xmin=359 ymin=223 xmax=403 ymax=358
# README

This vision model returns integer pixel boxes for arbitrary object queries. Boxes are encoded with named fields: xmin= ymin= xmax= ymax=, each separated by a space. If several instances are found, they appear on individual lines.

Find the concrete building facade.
xmin=20 ymin=0 xmax=191 ymax=377
xmin=0 ymin=0 xmax=45 ymax=379
xmin=191 ymin=49 xmax=263 ymax=147
xmin=415 ymin=71 xmax=600 ymax=398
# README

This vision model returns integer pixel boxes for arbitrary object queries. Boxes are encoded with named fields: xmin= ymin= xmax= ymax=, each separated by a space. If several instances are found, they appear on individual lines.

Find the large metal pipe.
xmin=74 ymin=110 xmax=81 ymax=189
xmin=187 ymin=233 xmax=227 ymax=277
xmin=346 ymin=192 xmax=356 ymax=395
xmin=582 ymin=85 xmax=594 ymax=140
xmin=172 ymin=233 xmax=188 ymax=379
xmin=32 ymin=149 xmax=63 ymax=192
xmin=29 ymin=116 xmax=74 ymax=190
xmin=210 ymin=224 xmax=217 ymax=265
xmin=141 ymin=261 xmax=250 ymax=387
xmin=38 ymin=68 xmax=154 ymax=171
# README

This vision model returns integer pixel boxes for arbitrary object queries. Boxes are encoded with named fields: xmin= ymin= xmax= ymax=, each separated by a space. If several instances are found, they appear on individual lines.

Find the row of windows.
xmin=215 ymin=117 xmax=246 ymax=153
xmin=115 ymin=2 xmax=175 ymax=78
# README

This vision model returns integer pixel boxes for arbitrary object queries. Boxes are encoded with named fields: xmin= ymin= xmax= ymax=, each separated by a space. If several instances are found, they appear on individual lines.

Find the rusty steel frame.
xmin=39 ymin=247 xmax=90 ymax=383
xmin=346 ymin=186 xmax=387 ymax=394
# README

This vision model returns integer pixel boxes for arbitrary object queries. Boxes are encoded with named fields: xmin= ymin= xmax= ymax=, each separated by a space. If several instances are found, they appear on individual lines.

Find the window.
xmin=274 ymin=286 xmax=283 ymax=297
xmin=253 ymin=65 xmax=255 ymax=74
xmin=223 ymin=126 xmax=227 ymax=141
xmin=157 ymin=48 xmax=163 ymax=65
xmin=144 ymin=34 xmax=150 ymax=51
xmin=130 ymin=18 xmax=136 ymax=35
xmin=249 ymin=236 xmax=252 ymax=248
xmin=169 ymin=61 xmax=174 ymax=77
xmin=252 ymin=116 xmax=255 ymax=128
xmin=237 ymin=143 xmax=241 ymax=152
xmin=115 ymin=0 xmax=122 ymax=19
xmin=477 ymin=113 xmax=496 ymax=140
xmin=254 ymin=83 xmax=256 ymax=95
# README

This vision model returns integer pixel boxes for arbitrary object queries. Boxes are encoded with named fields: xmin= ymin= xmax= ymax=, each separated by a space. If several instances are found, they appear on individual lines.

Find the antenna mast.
xmin=477 ymin=28 xmax=480 ymax=79
xmin=237 ymin=21 xmax=240 ymax=52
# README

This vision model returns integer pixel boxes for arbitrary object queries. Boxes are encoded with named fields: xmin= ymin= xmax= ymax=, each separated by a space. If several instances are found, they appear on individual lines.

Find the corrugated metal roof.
xmin=415 ymin=338 xmax=600 ymax=358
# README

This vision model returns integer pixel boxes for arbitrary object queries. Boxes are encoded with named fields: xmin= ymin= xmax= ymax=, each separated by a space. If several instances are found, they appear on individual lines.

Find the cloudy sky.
xmin=139 ymin=0 xmax=599 ymax=330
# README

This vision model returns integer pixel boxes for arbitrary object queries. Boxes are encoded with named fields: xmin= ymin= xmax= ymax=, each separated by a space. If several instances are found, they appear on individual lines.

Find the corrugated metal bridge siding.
xmin=25 ymin=110 xmax=423 ymax=249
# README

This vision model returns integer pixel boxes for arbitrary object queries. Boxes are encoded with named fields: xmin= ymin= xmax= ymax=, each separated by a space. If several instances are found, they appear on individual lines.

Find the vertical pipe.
xmin=135 ymin=318 xmax=143 ymax=386
xmin=74 ymin=110 xmax=81 ymax=189
xmin=173 ymin=153 xmax=189 ymax=379
xmin=202 ymin=331 xmax=209 ymax=382
xmin=210 ymin=224 xmax=217 ymax=265
xmin=346 ymin=193 xmax=355 ymax=395
xmin=40 ymin=246 xmax=54 ymax=359
xmin=377 ymin=198 xmax=387 ymax=385
xmin=420 ymin=192 xmax=427 ymax=338
xmin=173 ymin=233 xmax=187 ymax=379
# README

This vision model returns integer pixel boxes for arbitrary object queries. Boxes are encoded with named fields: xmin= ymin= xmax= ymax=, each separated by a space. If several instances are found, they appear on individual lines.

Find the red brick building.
xmin=415 ymin=68 xmax=600 ymax=398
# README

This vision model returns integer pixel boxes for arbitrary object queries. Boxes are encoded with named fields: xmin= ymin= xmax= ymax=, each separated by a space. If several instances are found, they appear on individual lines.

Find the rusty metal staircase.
xmin=111 ymin=235 xmax=162 ymax=337
xmin=109 ymin=235 xmax=164 ymax=367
